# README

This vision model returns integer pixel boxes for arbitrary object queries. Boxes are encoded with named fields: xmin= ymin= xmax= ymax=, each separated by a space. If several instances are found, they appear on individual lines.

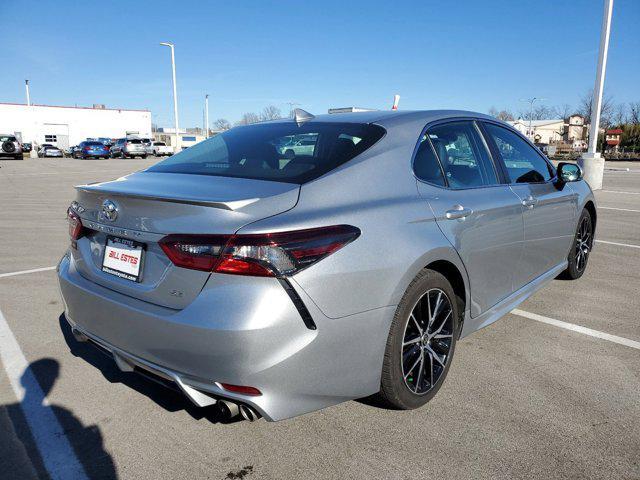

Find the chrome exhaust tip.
xmin=71 ymin=328 xmax=88 ymax=343
xmin=216 ymin=399 xmax=240 ymax=420
xmin=239 ymin=404 xmax=261 ymax=422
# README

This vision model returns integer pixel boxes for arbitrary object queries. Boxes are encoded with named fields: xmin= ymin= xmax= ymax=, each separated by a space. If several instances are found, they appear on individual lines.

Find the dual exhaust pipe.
xmin=216 ymin=399 xmax=261 ymax=422
xmin=72 ymin=326 xmax=261 ymax=423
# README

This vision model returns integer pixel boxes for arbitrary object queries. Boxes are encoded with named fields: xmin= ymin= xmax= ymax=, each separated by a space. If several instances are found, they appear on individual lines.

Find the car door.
xmin=481 ymin=122 xmax=578 ymax=287
xmin=414 ymin=120 xmax=524 ymax=319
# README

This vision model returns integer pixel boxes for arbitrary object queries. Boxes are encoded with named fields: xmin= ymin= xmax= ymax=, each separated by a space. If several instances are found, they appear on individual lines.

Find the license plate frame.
xmin=102 ymin=236 xmax=146 ymax=282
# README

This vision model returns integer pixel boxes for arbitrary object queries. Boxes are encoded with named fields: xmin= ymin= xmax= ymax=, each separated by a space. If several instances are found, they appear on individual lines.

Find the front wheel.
xmin=561 ymin=208 xmax=593 ymax=280
xmin=377 ymin=269 xmax=459 ymax=410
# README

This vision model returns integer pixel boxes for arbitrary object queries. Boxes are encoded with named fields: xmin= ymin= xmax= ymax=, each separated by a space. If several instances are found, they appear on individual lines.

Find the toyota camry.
xmin=58 ymin=109 xmax=596 ymax=421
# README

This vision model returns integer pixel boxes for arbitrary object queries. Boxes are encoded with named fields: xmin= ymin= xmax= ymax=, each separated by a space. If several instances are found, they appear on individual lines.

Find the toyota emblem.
xmin=102 ymin=199 xmax=119 ymax=222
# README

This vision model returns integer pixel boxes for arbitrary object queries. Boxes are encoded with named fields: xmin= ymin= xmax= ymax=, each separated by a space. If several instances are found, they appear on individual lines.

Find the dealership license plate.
xmin=102 ymin=236 xmax=145 ymax=282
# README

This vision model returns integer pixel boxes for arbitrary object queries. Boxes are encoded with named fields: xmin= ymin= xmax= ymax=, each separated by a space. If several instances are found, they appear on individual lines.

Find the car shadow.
xmin=58 ymin=314 xmax=240 ymax=425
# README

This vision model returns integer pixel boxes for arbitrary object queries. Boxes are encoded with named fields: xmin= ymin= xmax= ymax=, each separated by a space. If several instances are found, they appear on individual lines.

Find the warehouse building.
xmin=0 ymin=102 xmax=152 ymax=150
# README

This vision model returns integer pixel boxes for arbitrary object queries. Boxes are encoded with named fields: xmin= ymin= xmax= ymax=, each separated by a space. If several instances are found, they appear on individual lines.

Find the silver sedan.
xmin=58 ymin=110 xmax=596 ymax=421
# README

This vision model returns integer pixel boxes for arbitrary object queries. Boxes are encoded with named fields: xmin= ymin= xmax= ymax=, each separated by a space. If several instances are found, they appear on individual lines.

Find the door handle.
xmin=522 ymin=196 xmax=538 ymax=208
xmin=445 ymin=205 xmax=473 ymax=220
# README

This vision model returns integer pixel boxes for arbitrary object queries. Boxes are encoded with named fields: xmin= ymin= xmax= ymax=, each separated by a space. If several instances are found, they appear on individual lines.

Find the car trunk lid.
xmin=70 ymin=171 xmax=299 ymax=309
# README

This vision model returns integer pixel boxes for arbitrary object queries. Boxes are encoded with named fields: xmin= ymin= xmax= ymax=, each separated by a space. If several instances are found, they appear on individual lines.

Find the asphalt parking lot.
xmin=1 ymin=157 xmax=639 ymax=480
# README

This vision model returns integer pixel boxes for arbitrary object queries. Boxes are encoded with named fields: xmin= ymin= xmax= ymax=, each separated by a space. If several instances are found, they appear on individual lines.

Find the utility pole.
xmin=579 ymin=0 xmax=614 ymax=190
xmin=160 ymin=42 xmax=180 ymax=152
xmin=205 ymin=94 xmax=210 ymax=139
xmin=25 ymin=80 xmax=31 ymax=106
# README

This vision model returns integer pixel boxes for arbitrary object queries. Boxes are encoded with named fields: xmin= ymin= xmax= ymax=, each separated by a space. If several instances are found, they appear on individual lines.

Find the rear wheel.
xmin=561 ymin=208 xmax=593 ymax=280
xmin=378 ymin=269 xmax=459 ymax=410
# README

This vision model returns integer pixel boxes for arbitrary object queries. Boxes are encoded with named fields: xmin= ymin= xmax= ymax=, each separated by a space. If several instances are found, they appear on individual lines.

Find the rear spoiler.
xmin=75 ymin=185 xmax=259 ymax=211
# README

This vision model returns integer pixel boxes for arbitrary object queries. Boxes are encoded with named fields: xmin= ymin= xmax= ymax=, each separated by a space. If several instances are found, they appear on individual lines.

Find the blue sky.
xmin=2 ymin=0 xmax=638 ymax=127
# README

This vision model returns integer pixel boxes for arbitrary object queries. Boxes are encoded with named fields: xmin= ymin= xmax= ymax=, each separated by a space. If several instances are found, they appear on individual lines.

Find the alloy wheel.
xmin=575 ymin=216 xmax=592 ymax=273
xmin=401 ymin=288 xmax=454 ymax=395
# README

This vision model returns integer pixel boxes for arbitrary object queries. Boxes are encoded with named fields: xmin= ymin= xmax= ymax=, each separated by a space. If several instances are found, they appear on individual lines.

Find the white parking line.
xmin=595 ymin=239 xmax=640 ymax=249
xmin=512 ymin=309 xmax=640 ymax=350
xmin=0 ymin=266 xmax=56 ymax=279
xmin=601 ymin=190 xmax=640 ymax=195
xmin=0 ymin=308 xmax=88 ymax=480
xmin=599 ymin=206 xmax=640 ymax=213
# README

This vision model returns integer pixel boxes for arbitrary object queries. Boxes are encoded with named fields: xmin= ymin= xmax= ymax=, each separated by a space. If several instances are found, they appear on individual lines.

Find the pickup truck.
xmin=147 ymin=141 xmax=173 ymax=156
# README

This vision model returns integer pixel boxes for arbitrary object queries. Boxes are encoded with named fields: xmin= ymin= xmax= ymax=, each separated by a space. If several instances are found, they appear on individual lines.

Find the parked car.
xmin=147 ymin=141 xmax=173 ymax=156
xmin=110 ymin=138 xmax=147 ymax=158
xmin=97 ymin=137 xmax=114 ymax=147
xmin=22 ymin=142 xmax=32 ymax=153
xmin=38 ymin=145 xmax=63 ymax=157
xmin=74 ymin=141 xmax=110 ymax=159
xmin=58 ymin=110 xmax=596 ymax=422
xmin=0 ymin=134 xmax=24 ymax=159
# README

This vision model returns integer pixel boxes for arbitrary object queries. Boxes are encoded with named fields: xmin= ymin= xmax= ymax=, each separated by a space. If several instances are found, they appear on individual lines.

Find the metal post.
xmin=25 ymin=80 xmax=31 ymax=106
xmin=160 ymin=42 xmax=180 ymax=152
xmin=579 ymin=0 xmax=614 ymax=190
xmin=205 ymin=94 xmax=209 ymax=139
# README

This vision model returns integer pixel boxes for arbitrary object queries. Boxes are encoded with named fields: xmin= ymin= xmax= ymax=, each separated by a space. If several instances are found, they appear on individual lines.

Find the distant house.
xmin=605 ymin=128 xmax=623 ymax=152
xmin=509 ymin=119 xmax=564 ymax=144
xmin=563 ymin=115 xmax=588 ymax=151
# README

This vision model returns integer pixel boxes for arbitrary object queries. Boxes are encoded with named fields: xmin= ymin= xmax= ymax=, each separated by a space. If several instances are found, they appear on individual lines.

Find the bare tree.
xmin=612 ymin=104 xmax=628 ymax=126
xmin=553 ymin=104 xmax=573 ymax=120
xmin=497 ymin=110 xmax=515 ymax=121
xmin=259 ymin=105 xmax=282 ymax=121
xmin=577 ymin=89 xmax=614 ymax=126
xmin=517 ymin=104 xmax=553 ymax=121
xmin=212 ymin=118 xmax=231 ymax=131
xmin=235 ymin=112 xmax=261 ymax=126
xmin=629 ymin=102 xmax=640 ymax=125
xmin=488 ymin=107 xmax=514 ymax=121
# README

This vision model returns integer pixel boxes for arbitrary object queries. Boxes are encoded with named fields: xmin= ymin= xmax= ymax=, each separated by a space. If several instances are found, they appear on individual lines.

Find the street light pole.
xmin=160 ymin=42 xmax=180 ymax=152
xmin=25 ymin=80 xmax=31 ymax=106
xmin=205 ymin=94 xmax=209 ymax=139
xmin=521 ymin=97 xmax=545 ymax=140
xmin=579 ymin=0 xmax=614 ymax=191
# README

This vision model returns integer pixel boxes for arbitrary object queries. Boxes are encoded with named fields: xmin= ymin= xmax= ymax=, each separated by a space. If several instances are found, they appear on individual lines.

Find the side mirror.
xmin=557 ymin=162 xmax=582 ymax=183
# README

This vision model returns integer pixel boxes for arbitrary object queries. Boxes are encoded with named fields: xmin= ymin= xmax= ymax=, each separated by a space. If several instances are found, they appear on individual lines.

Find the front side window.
xmin=147 ymin=122 xmax=385 ymax=184
xmin=426 ymin=122 xmax=498 ymax=189
xmin=483 ymin=123 xmax=552 ymax=183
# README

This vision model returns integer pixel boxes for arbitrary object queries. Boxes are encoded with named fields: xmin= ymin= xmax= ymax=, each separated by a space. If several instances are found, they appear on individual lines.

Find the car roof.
xmin=262 ymin=109 xmax=495 ymax=127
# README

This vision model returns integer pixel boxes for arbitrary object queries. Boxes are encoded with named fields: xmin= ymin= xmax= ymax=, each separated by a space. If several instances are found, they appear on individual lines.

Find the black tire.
xmin=561 ymin=208 xmax=593 ymax=280
xmin=14 ymin=154 xmax=23 ymax=160
xmin=377 ymin=269 xmax=460 ymax=410
xmin=141 ymin=155 xmax=147 ymax=159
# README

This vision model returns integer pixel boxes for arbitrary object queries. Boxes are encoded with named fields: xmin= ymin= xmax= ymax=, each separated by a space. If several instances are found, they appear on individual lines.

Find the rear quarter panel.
xmin=238 ymin=120 xmax=469 ymax=319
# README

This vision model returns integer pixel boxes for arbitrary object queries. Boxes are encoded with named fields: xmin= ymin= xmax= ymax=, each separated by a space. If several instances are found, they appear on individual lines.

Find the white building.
xmin=154 ymin=127 xmax=207 ymax=150
xmin=509 ymin=119 xmax=564 ymax=144
xmin=0 ymin=102 xmax=152 ymax=150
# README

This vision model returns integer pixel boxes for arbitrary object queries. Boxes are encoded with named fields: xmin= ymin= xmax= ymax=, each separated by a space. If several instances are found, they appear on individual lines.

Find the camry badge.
xmin=102 ymin=199 xmax=119 ymax=222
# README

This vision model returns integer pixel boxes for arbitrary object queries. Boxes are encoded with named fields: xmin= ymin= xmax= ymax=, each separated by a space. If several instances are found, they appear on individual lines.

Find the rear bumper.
xmin=57 ymin=252 xmax=393 ymax=420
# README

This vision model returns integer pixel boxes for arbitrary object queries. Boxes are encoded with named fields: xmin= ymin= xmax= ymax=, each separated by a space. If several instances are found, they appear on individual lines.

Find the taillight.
xmin=159 ymin=225 xmax=360 ymax=277
xmin=83 ymin=147 xmax=90 ymax=151
xmin=67 ymin=208 xmax=84 ymax=244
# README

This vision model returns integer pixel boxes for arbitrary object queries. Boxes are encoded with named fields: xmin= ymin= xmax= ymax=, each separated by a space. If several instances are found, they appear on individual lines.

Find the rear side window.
xmin=483 ymin=123 xmax=552 ymax=183
xmin=426 ymin=121 xmax=498 ymax=189
xmin=146 ymin=122 xmax=386 ymax=184
xmin=413 ymin=134 xmax=446 ymax=186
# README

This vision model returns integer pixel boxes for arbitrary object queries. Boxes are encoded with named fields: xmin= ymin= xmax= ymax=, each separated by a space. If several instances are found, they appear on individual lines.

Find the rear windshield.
xmin=146 ymin=122 xmax=385 ymax=183
xmin=1 ymin=136 xmax=17 ymax=142
xmin=154 ymin=142 xmax=166 ymax=146
xmin=127 ymin=139 xmax=142 ymax=144
xmin=86 ymin=142 xmax=103 ymax=146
